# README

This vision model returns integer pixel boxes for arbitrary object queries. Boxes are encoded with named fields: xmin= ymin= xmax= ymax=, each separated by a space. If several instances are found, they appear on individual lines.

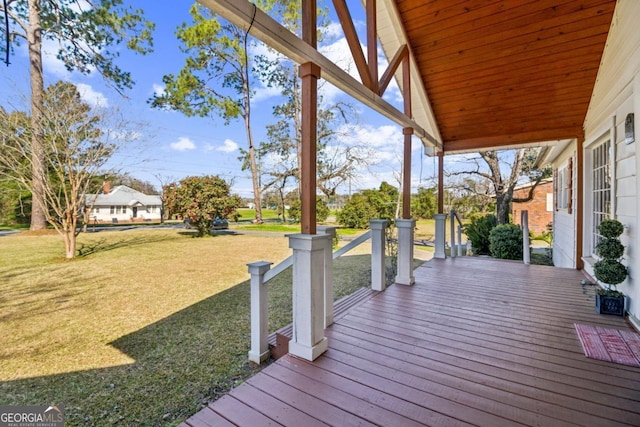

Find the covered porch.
xmin=181 ymin=257 xmax=640 ymax=427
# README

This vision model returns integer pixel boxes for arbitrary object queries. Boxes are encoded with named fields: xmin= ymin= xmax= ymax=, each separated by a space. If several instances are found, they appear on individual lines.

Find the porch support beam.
xmin=333 ymin=0 xmax=374 ymax=91
xmin=379 ymin=45 xmax=407 ymax=97
xmin=367 ymin=0 xmax=378 ymax=94
xmin=401 ymin=51 xmax=412 ymax=220
xmin=300 ymin=62 xmax=320 ymax=234
xmin=197 ymin=0 xmax=440 ymax=150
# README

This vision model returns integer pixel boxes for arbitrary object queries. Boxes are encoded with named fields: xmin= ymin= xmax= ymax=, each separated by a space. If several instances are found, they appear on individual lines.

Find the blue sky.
xmin=0 ymin=0 xmax=468 ymax=198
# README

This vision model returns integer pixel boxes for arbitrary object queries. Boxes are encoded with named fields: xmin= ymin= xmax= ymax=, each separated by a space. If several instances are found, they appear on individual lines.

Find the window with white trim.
xmin=557 ymin=166 xmax=568 ymax=209
xmin=592 ymin=140 xmax=611 ymax=249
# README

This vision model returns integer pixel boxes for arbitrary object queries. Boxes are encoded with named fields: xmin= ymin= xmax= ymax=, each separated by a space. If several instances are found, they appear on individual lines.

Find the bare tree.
xmin=0 ymin=82 xmax=144 ymax=258
xmin=448 ymin=148 xmax=551 ymax=223
xmin=0 ymin=0 xmax=154 ymax=230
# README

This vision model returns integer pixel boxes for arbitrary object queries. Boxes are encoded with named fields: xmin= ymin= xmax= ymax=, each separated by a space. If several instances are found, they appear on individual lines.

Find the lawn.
xmin=0 ymin=228 xmax=376 ymax=426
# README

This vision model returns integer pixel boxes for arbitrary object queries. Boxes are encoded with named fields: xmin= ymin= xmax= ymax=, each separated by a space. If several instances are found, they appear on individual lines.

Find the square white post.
xmin=317 ymin=226 xmax=336 ymax=327
xmin=288 ymin=233 xmax=330 ymax=361
xmin=247 ymin=261 xmax=272 ymax=364
xmin=434 ymin=213 xmax=447 ymax=259
xmin=395 ymin=219 xmax=416 ymax=286
xmin=370 ymin=220 xmax=388 ymax=291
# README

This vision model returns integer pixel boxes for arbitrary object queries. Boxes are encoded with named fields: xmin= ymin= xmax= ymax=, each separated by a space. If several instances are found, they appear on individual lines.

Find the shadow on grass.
xmin=76 ymin=234 xmax=177 ymax=257
xmin=0 ymin=254 xmax=374 ymax=426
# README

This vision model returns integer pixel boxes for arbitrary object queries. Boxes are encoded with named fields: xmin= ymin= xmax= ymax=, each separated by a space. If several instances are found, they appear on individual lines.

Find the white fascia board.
xmin=374 ymin=0 xmax=442 ymax=152
xmin=197 ymin=0 xmax=441 ymax=150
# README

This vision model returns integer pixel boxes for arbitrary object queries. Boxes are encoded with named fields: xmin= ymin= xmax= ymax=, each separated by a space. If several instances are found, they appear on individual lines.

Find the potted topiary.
xmin=593 ymin=219 xmax=628 ymax=316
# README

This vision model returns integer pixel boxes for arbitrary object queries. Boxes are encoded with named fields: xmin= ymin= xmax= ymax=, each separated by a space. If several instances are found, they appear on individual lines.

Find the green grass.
xmin=231 ymin=223 xmax=301 ymax=233
xmin=235 ymin=208 xmax=279 ymax=220
xmin=0 ymin=229 xmax=376 ymax=426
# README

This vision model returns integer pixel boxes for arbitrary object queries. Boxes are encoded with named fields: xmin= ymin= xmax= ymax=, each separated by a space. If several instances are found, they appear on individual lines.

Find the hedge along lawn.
xmin=0 ymin=228 xmax=375 ymax=426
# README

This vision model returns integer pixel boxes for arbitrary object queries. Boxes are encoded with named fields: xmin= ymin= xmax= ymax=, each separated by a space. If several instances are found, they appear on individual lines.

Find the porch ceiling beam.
xmin=444 ymin=130 xmax=581 ymax=153
xmin=332 ymin=0 xmax=375 ymax=92
xmin=379 ymin=44 xmax=407 ymax=97
xmin=197 ymin=0 xmax=440 ymax=150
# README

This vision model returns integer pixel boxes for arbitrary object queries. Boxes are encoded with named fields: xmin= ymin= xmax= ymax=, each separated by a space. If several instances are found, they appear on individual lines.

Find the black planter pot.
xmin=596 ymin=293 xmax=625 ymax=316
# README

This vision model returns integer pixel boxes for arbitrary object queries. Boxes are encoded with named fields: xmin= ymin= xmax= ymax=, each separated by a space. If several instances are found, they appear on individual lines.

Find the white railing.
xmin=247 ymin=222 xmax=385 ymax=364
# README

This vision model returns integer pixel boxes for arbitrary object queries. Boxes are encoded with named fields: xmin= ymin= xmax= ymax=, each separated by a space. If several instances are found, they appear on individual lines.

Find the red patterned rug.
xmin=574 ymin=324 xmax=640 ymax=367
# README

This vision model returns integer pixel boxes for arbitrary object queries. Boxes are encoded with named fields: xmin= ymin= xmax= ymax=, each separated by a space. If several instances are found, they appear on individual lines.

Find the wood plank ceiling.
xmin=394 ymin=0 xmax=617 ymax=153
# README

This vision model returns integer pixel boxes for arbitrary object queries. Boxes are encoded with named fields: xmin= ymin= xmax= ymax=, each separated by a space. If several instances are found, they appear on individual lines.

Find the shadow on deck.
xmin=181 ymin=257 xmax=640 ymax=426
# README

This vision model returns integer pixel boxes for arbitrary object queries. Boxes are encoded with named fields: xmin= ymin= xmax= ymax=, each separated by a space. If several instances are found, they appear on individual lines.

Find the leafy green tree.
xmin=0 ymin=0 xmax=154 ymax=230
xmin=0 ymin=82 xmax=141 ymax=258
xmin=337 ymin=182 xmax=398 ymax=229
xmin=288 ymin=198 xmax=329 ymax=223
xmin=411 ymin=186 xmax=437 ymax=220
xmin=151 ymin=2 xmax=287 ymax=224
xmin=163 ymin=175 xmax=242 ymax=237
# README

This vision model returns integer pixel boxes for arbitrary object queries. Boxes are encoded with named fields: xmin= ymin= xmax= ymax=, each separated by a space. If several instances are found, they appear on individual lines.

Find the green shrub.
xmin=489 ymin=224 xmax=523 ymax=260
xmin=463 ymin=214 xmax=497 ymax=255
xmin=598 ymin=219 xmax=624 ymax=239
xmin=594 ymin=258 xmax=628 ymax=286
xmin=594 ymin=218 xmax=627 ymax=291
xmin=596 ymin=238 xmax=624 ymax=260
xmin=288 ymin=198 xmax=329 ymax=223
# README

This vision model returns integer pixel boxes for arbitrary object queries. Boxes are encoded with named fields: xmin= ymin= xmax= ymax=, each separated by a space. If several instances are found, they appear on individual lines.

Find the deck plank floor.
xmin=182 ymin=257 xmax=640 ymax=426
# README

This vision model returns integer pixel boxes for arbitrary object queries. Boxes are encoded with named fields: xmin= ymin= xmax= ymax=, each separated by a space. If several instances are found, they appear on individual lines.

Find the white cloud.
xmin=76 ymin=83 xmax=108 ymax=107
xmin=170 ymin=137 xmax=196 ymax=151
xmin=152 ymin=83 xmax=166 ymax=97
xmin=218 ymin=139 xmax=239 ymax=153
xmin=41 ymin=39 xmax=72 ymax=79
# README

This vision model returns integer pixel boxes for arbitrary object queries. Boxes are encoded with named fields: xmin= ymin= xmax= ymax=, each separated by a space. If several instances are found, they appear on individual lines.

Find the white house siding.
xmin=552 ymin=149 xmax=577 ymax=269
xmin=583 ymin=0 xmax=640 ymax=327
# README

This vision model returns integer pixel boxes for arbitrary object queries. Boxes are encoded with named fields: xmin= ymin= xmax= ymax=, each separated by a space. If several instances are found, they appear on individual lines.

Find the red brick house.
xmin=511 ymin=179 xmax=553 ymax=234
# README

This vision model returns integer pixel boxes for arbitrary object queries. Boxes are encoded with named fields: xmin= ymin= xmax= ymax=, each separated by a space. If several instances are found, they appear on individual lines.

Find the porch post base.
xmin=395 ymin=219 xmax=416 ymax=286
xmin=434 ymin=214 xmax=447 ymax=259
xmin=289 ymin=337 xmax=328 ymax=361
xmin=288 ymin=233 xmax=331 ymax=361
xmin=370 ymin=220 xmax=388 ymax=291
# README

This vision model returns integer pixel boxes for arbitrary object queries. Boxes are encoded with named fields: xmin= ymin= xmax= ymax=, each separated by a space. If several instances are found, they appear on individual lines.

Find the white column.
xmin=395 ymin=219 xmax=416 ymax=285
xmin=522 ymin=210 xmax=531 ymax=265
xmin=450 ymin=210 xmax=456 ymax=258
xmin=288 ymin=233 xmax=330 ymax=361
xmin=247 ymin=261 xmax=272 ymax=364
xmin=317 ymin=226 xmax=336 ymax=327
xmin=434 ymin=213 xmax=447 ymax=259
xmin=370 ymin=220 xmax=388 ymax=291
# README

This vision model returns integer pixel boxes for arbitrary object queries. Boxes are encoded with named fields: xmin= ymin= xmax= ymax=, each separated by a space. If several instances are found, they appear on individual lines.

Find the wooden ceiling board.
xmin=393 ymin=0 xmax=616 ymax=152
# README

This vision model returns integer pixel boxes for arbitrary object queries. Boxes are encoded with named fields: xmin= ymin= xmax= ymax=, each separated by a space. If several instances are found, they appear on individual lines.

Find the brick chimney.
xmin=103 ymin=181 xmax=111 ymax=195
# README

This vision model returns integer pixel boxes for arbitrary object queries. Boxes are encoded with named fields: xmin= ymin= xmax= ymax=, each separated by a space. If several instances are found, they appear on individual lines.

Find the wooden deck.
xmin=181 ymin=257 xmax=640 ymax=426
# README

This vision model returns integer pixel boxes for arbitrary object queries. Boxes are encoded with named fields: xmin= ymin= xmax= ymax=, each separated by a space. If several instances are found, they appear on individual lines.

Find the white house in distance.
xmin=86 ymin=183 xmax=162 ymax=223
xmin=538 ymin=0 xmax=640 ymax=329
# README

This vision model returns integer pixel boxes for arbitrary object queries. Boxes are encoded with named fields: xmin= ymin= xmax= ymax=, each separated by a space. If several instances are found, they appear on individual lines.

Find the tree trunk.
xmin=495 ymin=193 xmax=511 ymax=224
xmin=28 ymin=0 xmax=47 ymax=230
xmin=242 ymin=35 xmax=262 ymax=224
xmin=246 ymin=121 xmax=263 ymax=223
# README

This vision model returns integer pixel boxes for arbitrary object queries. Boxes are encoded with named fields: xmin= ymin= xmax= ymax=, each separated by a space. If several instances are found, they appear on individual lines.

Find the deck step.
xmin=268 ymin=287 xmax=378 ymax=359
